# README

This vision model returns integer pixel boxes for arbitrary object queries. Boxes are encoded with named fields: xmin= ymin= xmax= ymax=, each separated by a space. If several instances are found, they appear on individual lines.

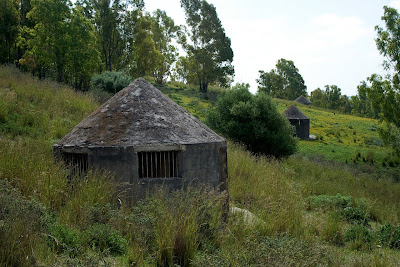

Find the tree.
xmin=130 ymin=13 xmax=160 ymax=77
xmin=65 ymin=6 xmax=101 ymax=90
xmin=256 ymin=69 xmax=285 ymax=97
xmin=92 ymin=0 xmax=124 ymax=71
xmin=310 ymin=88 xmax=327 ymax=107
xmin=366 ymin=6 xmax=400 ymax=156
xmin=207 ymin=83 xmax=297 ymax=158
xmin=26 ymin=0 xmax=71 ymax=81
xmin=350 ymin=81 xmax=378 ymax=118
xmin=325 ymin=85 xmax=342 ymax=110
xmin=179 ymin=0 xmax=234 ymax=92
xmin=0 ymin=0 xmax=20 ymax=63
xmin=257 ymin=58 xmax=307 ymax=100
xmin=151 ymin=9 xmax=179 ymax=84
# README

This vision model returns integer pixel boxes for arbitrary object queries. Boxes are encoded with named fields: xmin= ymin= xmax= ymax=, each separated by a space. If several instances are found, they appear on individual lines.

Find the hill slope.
xmin=2 ymin=66 xmax=400 ymax=265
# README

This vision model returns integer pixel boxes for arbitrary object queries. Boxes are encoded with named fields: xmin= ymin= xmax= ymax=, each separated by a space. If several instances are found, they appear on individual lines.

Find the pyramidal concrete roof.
xmin=56 ymin=78 xmax=224 ymax=147
xmin=294 ymin=95 xmax=312 ymax=105
xmin=283 ymin=105 xmax=309 ymax=120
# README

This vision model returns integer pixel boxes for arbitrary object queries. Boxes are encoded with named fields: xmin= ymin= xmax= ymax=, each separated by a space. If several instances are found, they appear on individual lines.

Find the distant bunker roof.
xmin=294 ymin=95 xmax=312 ymax=105
xmin=56 ymin=78 xmax=225 ymax=147
xmin=283 ymin=105 xmax=309 ymax=120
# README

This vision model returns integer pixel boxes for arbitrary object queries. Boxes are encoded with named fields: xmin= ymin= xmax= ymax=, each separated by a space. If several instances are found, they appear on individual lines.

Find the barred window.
xmin=62 ymin=152 xmax=88 ymax=177
xmin=138 ymin=151 xmax=180 ymax=178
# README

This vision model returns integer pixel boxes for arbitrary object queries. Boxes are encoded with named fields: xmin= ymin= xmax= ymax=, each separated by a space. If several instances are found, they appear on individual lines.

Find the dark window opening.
xmin=138 ymin=151 xmax=180 ymax=178
xmin=62 ymin=152 xmax=88 ymax=177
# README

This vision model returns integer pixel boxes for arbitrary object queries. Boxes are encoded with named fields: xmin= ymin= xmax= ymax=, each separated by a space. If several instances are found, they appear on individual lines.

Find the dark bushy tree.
xmin=91 ymin=71 xmax=132 ymax=94
xmin=207 ymin=83 xmax=297 ymax=158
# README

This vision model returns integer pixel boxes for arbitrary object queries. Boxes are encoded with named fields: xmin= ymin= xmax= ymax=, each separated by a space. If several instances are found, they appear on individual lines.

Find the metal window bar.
xmin=138 ymin=151 xmax=179 ymax=179
xmin=62 ymin=152 xmax=88 ymax=177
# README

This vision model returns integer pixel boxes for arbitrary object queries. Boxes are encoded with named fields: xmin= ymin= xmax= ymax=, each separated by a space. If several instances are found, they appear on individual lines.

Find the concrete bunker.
xmin=54 ymin=78 xmax=228 ymax=202
xmin=283 ymin=105 xmax=310 ymax=139
xmin=294 ymin=95 xmax=312 ymax=105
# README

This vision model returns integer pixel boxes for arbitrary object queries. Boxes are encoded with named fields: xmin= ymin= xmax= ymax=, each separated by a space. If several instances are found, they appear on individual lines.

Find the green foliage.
xmin=179 ymin=0 xmax=234 ymax=92
xmin=307 ymin=194 xmax=370 ymax=225
xmin=351 ymin=81 xmax=379 ymax=118
xmin=345 ymin=225 xmax=373 ymax=250
xmin=86 ymin=224 xmax=128 ymax=255
xmin=207 ymin=84 xmax=297 ymax=157
xmin=366 ymin=6 xmax=400 ymax=156
xmin=0 ymin=179 xmax=49 ymax=266
xmin=151 ymin=9 xmax=179 ymax=84
xmin=257 ymin=58 xmax=307 ymax=100
xmin=0 ymin=0 xmax=20 ymax=63
xmin=90 ymin=71 xmax=132 ymax=94
xmin=130 ymin=13 xmax=160 ymax=77
xmin=378 ymin=224 xmax=400 ymax=249
xmin=49 ymin=223 xmax=84 ymax=257
xmin=310 ymin=84 xmax=352 ymax=114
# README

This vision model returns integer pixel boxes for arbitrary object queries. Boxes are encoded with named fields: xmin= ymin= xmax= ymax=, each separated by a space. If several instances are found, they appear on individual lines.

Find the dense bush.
xmin=207 ymin=84 xmax=297 ymax=157
xmin=378 ymin=224 xmax=400 ymax=249
xmin=307 ymin=194 xmax=370 ymax=225
xmin=0 ymin=179 xmax=49 ymax=266
xmin=345 ymin=225 xmax=373 ymax=250
xmin=90 ymin=71 xmax=133 ymax=94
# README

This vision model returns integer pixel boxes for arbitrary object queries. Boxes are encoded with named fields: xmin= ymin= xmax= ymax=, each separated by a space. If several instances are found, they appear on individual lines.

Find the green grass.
xmin=274 ymin=99 xmax=400 ymax=176
xmin=3 ymin=65 xmax=400 ymax=265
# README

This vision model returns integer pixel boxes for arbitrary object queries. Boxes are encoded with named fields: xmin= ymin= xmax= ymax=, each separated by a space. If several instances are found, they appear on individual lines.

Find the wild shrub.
xmin=0 ymin=179 xmax=49 ymax=266
xmin=216 ymin=228 xmax=331 ymax=266
xmin=90 ymin=71 xmax=132 ymax=94
xmin=345 ymin=225 xmax=373 ymax=250
xmin=307 ymin=194 xmax=370 ymax=225
xmin=85 ymin=224 xmax=128 ymax=256
xmin=49 ymin=223 xmax=84 ymax=257
xmin=307 ymin=194 xmax=352 ymax=211
xmin=207 ymin=84 xmax=297 ymax=158
xmin=377 ymin=224 xmax=400 ymax=249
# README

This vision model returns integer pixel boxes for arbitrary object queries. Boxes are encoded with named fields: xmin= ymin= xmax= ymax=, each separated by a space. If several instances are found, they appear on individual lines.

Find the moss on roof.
xmin=56 ymin=78 xmax=224 ymax=147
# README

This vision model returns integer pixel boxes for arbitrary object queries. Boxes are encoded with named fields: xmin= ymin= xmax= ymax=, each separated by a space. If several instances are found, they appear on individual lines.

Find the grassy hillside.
xmin=154 ymin=82 xmax=399 ymax=176
xmin=2 ymin=66 xmax=400 ymax=266
xmin=274 ymin=99 xmax=393 ymax=166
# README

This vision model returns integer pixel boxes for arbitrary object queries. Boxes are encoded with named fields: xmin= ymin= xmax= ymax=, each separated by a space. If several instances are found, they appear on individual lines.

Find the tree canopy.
xmin=179 ymin=0 xmax=234 ymax=92
xmin=366 ymin=6 xmax=400 ymax=156
xmin=257 ymin=58 xmax=307 ymax=100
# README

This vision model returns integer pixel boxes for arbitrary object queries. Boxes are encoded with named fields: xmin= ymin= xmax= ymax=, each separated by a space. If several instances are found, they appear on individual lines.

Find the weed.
xmin=377 ymin=224 xmax=400 ymax=249
xmin=345 ymin=225 xmax=373 ymax=250
xmin=86 ymin=224 xmax=128 ymax=256
xmin=0 ymin=179 xmax=49 ymax=266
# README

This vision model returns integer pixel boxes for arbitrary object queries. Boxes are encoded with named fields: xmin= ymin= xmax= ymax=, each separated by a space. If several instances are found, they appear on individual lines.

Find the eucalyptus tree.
xmin=0 ymin=0 xmax=20 ymax=63
xmin=151 ymin=9 xmax=179 ymax=84
xmin=366 ymin=6 xmax=400 ymax=156
xmin=93 ymin=0 xmax=124 ymax=71
xmin=180 ymin=0 xmax=234 ymax=92
xmin=66 ymin=6 xmax=101 ymax=90
xmin=130 ymin=13 xmax=159 ymax=77
xmin=27 ymin=0 xmax=72 ymax=81
xmin=257 ymin=58 xmax=307 ymax=100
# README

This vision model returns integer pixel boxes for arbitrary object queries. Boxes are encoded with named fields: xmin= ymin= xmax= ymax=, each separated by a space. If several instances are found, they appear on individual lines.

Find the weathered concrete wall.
xmin=54 ymin=140 xmax=228 ymax=204
xmin=134 ymin=141 xmax=227 ymax=200
xmin=54 ymin=141 xmax=228 ymax=203
xmin=289 ymin=119 xmax=310 ymax=139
